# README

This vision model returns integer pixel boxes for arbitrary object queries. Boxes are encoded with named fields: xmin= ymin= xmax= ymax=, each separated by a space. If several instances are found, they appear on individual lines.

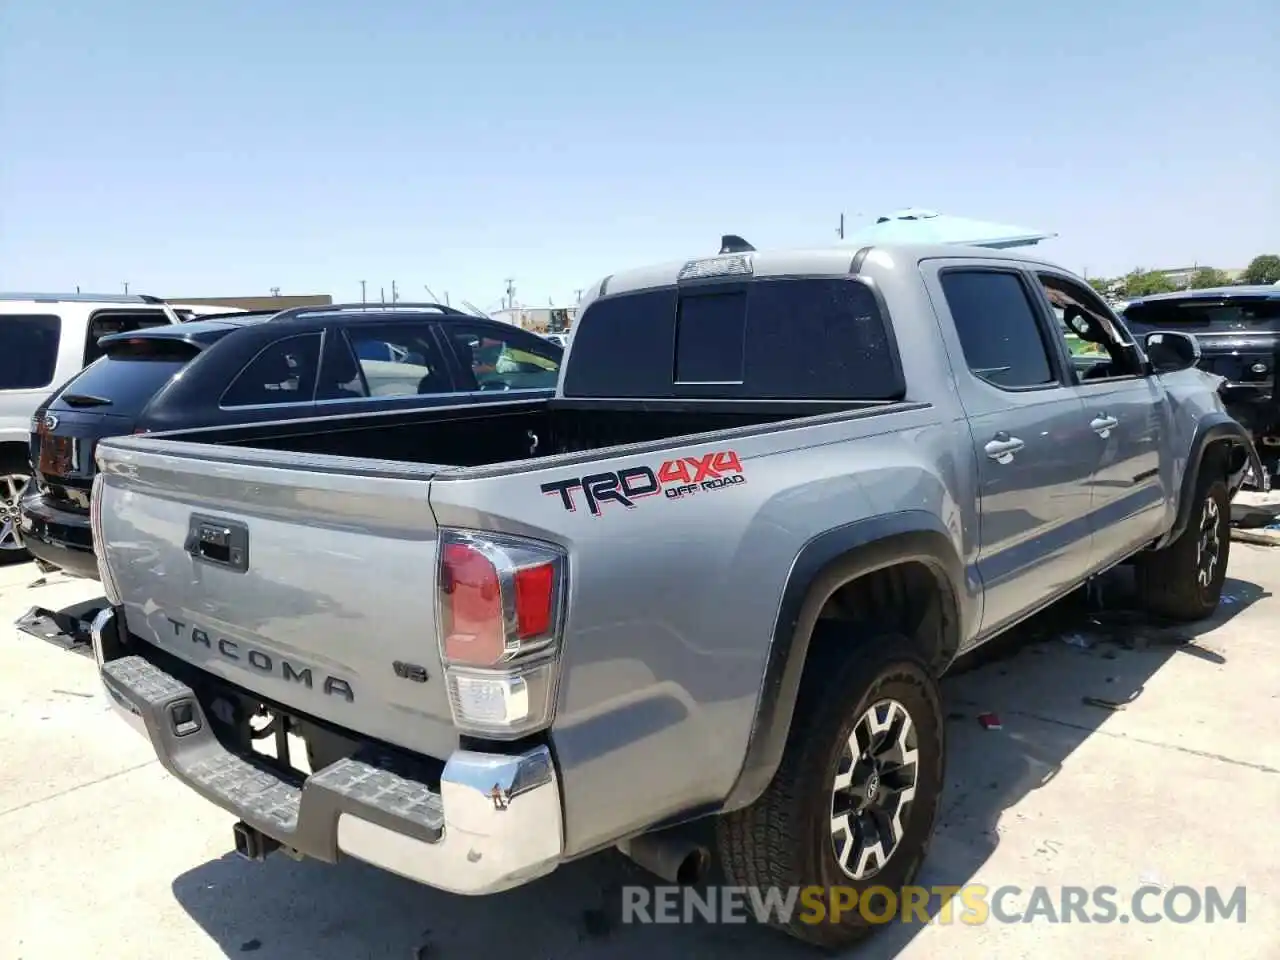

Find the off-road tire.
xmin=0 ymin=451 xmax=32 ymax=565
xmin=1135 ymin=471 xmax=1230 ymax=622
xmin=716 ymin=633 xmax=945 ymax=949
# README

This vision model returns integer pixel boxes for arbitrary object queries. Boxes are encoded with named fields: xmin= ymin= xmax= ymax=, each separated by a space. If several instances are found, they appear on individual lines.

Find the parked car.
xmin=88 ymin=243 xmax=1257 ymax=950
xmin=0 ymin=293 xmax=180 ymax=563
xmin=1121 ymin=285 xmax=1280 ymax=480
xmin=21 ymin=303 xmax=562 ymax=579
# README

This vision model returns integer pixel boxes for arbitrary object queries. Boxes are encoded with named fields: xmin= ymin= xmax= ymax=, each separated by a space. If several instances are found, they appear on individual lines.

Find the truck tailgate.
xmin=94 ymin=437 xmax=458 ymax=760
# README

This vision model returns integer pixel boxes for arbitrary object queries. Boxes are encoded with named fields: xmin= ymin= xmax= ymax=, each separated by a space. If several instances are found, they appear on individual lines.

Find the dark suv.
xmin=20 ymin=303 xmax=563 ymax=578
xmin=1122 ymin=286 xmax=1280 ymax=478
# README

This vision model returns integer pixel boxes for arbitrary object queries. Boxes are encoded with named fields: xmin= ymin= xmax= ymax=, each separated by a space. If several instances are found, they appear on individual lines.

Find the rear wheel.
xmin=1136 ymin=471 xmax=1230 ymax=621
xmin=716 ymin=634 xmax=945 ymax=949
xmin=0 ymin=454 xmax=32 ymax=565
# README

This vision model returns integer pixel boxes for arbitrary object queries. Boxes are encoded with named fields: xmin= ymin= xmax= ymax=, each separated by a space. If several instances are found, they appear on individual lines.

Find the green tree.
xmin=1087 ymin=276 xmax=1112 ymax=296
xmin=1243 ymin=254 xmax=1280 ymax=285
xmin=1189 ymin=266 xmax=1230 ymax=289
xmin=1118 ymin=268 xmax=1177 ymax=298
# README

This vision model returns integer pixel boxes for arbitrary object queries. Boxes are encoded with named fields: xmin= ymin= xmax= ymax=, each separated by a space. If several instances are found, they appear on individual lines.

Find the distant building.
xmin=164 ymin=293 xmax=333 ymax=311
xmin=490 ymin=305 xmax=577 ymax=332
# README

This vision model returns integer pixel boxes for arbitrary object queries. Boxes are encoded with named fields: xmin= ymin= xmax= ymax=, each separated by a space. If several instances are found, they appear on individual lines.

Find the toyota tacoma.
xmin=86 ymin=240 xmax=1258 ymax=948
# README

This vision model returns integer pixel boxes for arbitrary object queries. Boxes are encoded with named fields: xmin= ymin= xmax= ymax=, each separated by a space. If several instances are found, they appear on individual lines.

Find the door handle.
xmin=1090 ymin=414 xmax=1119 ymax=438
xmin=184 ymin=515 xmax=250 ymax=573
xmin=984 ymin=433 xmax=1025 ymax=464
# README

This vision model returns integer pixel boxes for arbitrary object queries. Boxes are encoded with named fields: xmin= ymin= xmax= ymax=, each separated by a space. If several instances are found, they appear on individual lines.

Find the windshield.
xmin=1123 ymin=298 xmax=1280 ymax=334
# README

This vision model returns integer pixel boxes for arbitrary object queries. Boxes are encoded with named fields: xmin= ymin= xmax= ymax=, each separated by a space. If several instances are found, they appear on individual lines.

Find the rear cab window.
xmin=563 ymin=277 xmax=904 ymax=400
xmin=0 ymin=314 xmax=62 ymax=390
xmin=51 ymin=338 xmax=204 ymax=417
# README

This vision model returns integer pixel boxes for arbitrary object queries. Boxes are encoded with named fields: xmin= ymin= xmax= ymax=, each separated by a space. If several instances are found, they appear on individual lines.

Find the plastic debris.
xmin=1082 ymin=695 xmax=1127 ymax=712
xmin=977 ymin=712 xmax=1003 ymax=730
xmin=1061 ymin=632 xmax=1094 ymax=649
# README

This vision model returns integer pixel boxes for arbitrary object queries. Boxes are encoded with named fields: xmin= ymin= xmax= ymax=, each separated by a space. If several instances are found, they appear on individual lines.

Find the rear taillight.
xmin=90 ymin=473 xmax=123 ymax=606
xmin=437 ymin=530 xmax=566 ymax=738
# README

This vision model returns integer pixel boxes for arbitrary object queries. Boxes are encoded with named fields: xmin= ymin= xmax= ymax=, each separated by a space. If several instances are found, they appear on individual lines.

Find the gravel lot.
xmin=2 ymin=549 xmax=1278 ymax=959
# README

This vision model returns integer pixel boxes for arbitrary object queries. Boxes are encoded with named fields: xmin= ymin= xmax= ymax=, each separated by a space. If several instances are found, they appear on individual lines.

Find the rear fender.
xmin=721 ymin=510 xmax=967 ymax=812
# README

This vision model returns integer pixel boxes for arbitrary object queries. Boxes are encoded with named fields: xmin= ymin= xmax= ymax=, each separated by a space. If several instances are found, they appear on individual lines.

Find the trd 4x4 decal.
xmin=540 ymin=450 xmax=746 ymax=516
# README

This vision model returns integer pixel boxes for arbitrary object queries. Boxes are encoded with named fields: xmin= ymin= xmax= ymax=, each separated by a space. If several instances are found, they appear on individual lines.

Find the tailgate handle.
xmin=185 ymin=515 xmax=249 ymax=573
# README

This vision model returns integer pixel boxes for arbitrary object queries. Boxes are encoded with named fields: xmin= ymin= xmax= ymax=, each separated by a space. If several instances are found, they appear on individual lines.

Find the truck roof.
xmin=588 ymin=241 xmax=1061 ymax=301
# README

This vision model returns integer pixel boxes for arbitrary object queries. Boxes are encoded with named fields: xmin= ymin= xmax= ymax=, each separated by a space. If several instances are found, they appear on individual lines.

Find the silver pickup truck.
xmin=88 ymin=242 xmax=1258 ymax=948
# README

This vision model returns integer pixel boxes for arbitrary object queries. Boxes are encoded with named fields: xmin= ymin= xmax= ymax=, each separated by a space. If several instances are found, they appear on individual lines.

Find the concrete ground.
xmin=1 ymin=549 xmax=1278 ymax=960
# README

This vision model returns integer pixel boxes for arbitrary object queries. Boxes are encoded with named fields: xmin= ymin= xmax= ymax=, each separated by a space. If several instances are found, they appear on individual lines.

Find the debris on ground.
xmin=13 ymin=605 xmax=97 ymax=648
xmin=1232 ymin=527 xmax=1280 ymax=547
xmin=1061 ymin=633 xmax=1089 ymax=649
xmin=977 ymin=712 xmax=1003 ymax=730
xmin=1082 ymin=695 xmax=1129 ymax=712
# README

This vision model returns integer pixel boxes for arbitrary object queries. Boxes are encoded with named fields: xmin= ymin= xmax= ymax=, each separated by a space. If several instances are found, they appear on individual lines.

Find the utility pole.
xmin=391 ymin=280 xmax=399 ymax=303
xmin=837 ymin=213 xmax=845 ymax=240
xmin=270 ymin=286 xmax=280 ymax=297
xmin=380 ymin=286 xmax=386 ymax=305
xmin=360 ymin=280 xmax=367 ymax=304
xmin=504 ymin=277 xmax=516 ymax=310
xmin=574 ymin=288 xmax=583 ymax=303
xmin=122 ymin=281 xmax=129 ymax=295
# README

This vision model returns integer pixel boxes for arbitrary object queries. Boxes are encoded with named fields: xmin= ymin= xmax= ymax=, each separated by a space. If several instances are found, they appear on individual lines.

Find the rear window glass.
xmin=52 ymin=340 xmax=202 ymax=416
xmin=675 ymin=291 xmax=748 ymax=383
xmin=0 ymin=314 xmax=61 ymax=389
xmin=1123 ymin=298 xmax=1280 ymax=334
xmin=563 ymin=278 xmax=904 ymax=400
xmin=84 ymin=309 xmax=172 ymax=364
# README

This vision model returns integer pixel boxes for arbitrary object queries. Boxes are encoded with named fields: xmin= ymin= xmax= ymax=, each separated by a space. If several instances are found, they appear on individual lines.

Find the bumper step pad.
xmin=101 ymin=655 xmax=444 ymax=857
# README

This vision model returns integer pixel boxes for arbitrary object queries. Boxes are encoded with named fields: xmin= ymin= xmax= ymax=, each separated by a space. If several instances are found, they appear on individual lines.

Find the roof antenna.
xmin=720 ymin=234 xmax=755 ymax=254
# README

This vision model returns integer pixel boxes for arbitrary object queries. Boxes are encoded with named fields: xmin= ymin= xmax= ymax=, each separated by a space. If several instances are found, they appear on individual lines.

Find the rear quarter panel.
xmin=428 ymin=403 xmax=978 ymax=857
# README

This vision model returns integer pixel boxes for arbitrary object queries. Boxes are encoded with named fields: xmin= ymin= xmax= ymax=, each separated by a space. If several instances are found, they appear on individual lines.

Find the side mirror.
xmin=1144 ymin=331 xmax=1200 ymax=373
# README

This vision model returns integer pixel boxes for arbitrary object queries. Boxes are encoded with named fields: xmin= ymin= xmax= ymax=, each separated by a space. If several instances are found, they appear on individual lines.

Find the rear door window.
xmin=442 ymin=323 xmax=561 ymax=392
xmin=940 ymin=270 xmax=1058 ymax=389
xmin=341 ymin=321 xmax=453 ymax=397
xmin=51 ymin=339 xmax=202 ymax=416
xmin=221 ymin=333 xmax=322 ymax=407
xmin=84 ymin=309 xmax=172 ymax=365
xmin=0 ymin=314 xmax=61 ymax=389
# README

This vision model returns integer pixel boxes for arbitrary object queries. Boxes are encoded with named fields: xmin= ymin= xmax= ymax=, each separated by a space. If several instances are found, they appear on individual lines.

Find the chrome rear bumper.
xmin=91 ymin=607 xmax=564 ymax=894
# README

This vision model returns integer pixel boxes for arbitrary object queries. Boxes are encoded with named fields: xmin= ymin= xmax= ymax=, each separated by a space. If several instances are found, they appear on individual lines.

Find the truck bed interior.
xmin=159 ymin=398 xmax=872 ymax=470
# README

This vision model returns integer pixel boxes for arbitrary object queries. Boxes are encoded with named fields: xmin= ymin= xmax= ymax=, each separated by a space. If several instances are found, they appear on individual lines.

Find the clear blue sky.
xmin=1 ymin=0 xmax=1276 ymax=309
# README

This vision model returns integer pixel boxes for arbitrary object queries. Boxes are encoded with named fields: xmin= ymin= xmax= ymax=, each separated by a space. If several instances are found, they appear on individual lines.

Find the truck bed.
xmin=138 ymin=396 xmax=878 ymax=476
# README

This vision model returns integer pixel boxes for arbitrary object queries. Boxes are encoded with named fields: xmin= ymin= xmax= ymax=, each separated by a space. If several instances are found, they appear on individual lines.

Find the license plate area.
xmin=38 ymin=436 xmax=75 ymax=477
